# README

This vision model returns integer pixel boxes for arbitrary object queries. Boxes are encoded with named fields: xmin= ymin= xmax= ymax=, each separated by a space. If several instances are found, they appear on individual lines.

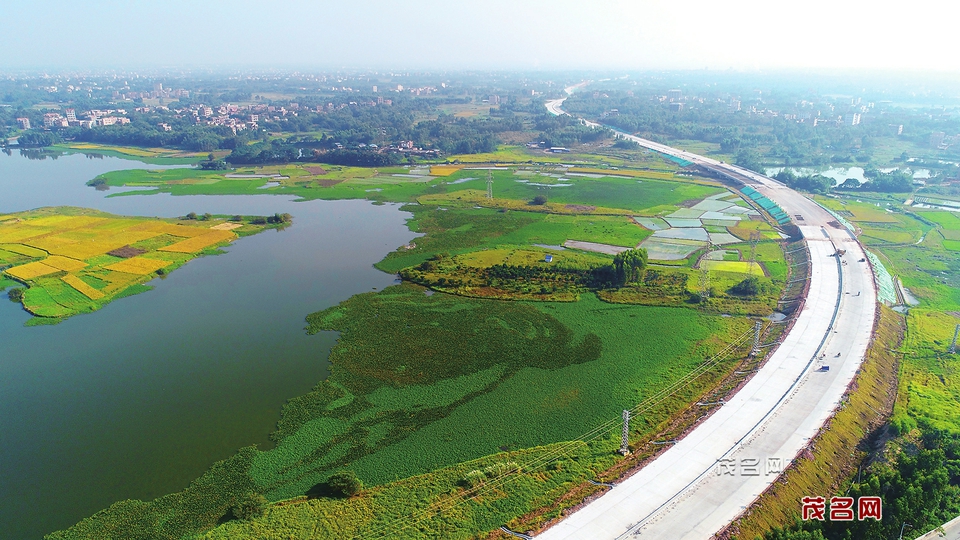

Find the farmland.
xmin=0 ymin=207 xmax=273 ymax=323
xmin=51 ymin=142 xmax=216 ymax=164
xmin=811 ymin=196 xmax=960 ymax=431
xmin=88 ymin=161 xmax=720 ymax=209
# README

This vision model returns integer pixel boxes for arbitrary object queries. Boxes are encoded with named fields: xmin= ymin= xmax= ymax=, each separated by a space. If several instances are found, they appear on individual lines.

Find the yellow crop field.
xmin=3 ymin=208 xmax=264 ymax=321
xmin=430 ymin=165 xmax=464 ymax=176
xmin=66 ymin=143 xmax=158 ymax=157
xmin=29 ymin=216 xmax=107 ymax=229
xmin=105 ymin=230 xmax=164 ymax=244
xmin=23 ymin=235 xmax=78 ymax=251
xmin=569 ymin=167 xmax=679 ymax=181
xmin=99 ymin=270 xmax=142 ymax=293
xmin=61 ymin=274 xmax=104 ymax=300
xmin=158 ymin=230 xmax=236 ymax=253
xmin=105 ymin=257 xmax=173 ymax=275
xmin=6 ymin=261 xmax=60 ymax=280
xmin=144 ymin=223 xmax=212 ymax=237
xmin=0 ymin=243 xmax=47 ymax=257
xmin=703 ymin=260 xmax=765 ymax=275
xmin=42 ymin=240 xmax=129 ymax=260
xmin=0 ymin=226 xmax=54 ymax=243
xmin=42 ymin=255 xmax=88 ymax=272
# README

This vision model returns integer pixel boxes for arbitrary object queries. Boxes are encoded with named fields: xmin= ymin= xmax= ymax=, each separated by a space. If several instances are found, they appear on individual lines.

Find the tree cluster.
xmin=764 ymin=427 xmax=960 ymax=540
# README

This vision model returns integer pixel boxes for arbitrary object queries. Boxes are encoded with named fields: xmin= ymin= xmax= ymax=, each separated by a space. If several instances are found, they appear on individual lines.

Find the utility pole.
xmin=619 ymin=410 xmax=631 ymax=456
xmin=699 ymin=266 xmax=711 ymax=299
xmin=949 ymin=324 xmax=960 ymax=354
xmin=486 ymin=170 xmax=493 ymax=199
xmin=752 ymin=320 xmax=763 ymax=356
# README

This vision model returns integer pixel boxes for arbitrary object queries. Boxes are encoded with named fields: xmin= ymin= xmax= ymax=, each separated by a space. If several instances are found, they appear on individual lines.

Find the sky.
xmin=6 ymin=0 xmax=960 ymax=72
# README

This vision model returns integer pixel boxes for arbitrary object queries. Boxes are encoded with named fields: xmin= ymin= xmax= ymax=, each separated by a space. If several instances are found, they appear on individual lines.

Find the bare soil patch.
xmin=106 ymin=245 xmax=147 ymax=258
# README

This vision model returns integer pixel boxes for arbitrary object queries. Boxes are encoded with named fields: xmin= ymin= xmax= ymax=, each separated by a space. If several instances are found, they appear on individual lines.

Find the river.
xmin=0 ymin=151 xmax=417 ymax=539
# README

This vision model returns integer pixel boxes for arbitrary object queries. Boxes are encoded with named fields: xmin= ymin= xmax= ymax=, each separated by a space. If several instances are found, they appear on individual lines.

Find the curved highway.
xmin=538 ymin=93 xmax=878 ymax=539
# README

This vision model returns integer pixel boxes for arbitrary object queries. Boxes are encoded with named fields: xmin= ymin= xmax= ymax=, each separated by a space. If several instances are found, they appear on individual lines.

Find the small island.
xmin=0 ymin=207 xmax=286 ymax=323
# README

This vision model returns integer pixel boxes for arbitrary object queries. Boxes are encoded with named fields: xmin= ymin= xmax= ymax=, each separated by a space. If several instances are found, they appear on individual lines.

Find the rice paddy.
xmin=0 ymin=207 xmax=268 ymax=322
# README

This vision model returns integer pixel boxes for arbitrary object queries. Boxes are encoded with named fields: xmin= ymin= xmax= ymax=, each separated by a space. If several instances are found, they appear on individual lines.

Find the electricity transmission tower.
xmin=699 ymin=266 xmax=711 ymax=299
xmin=748 ymin=231 xmax=761 ymax=268
xmin=752 ymin=320 xmax=763 ymax=356
xmin=619 ymin=409 xmax=631 ymax=455
xmin=486 ymin=170 xmax=493 ymax=199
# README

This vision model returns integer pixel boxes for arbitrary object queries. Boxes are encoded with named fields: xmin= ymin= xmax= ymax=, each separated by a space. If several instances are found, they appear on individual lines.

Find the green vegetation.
xmin=52 ymin=143 xmax=215 ymax=165
xmin=198 ymin=441 xmax=616 ymax=540
xmin=0 ymin=207 xmax=275 ymax=322
xmin=326 ymin=471 xmax=364 ymax=497
xmin=49 ymin=286 xmax=749 ymax=539
xmin=399 ymin=247 xmax=611 ymax=301
xmin=230 ymin=493 xmax=268 ymax=522
xmin=46 ymin=447 xmax=259 ymax=540
xmin=760 ymin=433 xmax=960 ymax=540
xmin=49 ymin=152 xmax=789 ymax=539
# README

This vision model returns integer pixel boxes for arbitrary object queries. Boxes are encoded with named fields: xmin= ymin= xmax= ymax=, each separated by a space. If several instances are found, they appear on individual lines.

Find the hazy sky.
xmin=6 ymin=0 xmax=960 ymax=72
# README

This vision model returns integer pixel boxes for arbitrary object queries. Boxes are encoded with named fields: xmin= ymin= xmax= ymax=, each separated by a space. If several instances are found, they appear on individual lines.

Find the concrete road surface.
xmin=538 ymin=101 xmax=878 ymax=540
xmin=916 ymin=516 xmax=960 ymax=540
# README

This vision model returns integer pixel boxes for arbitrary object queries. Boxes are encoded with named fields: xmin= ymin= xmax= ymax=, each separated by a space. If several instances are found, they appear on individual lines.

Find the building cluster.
xmin=33 ymin=108 xmax=132 ymax=129
xmin=929 ymin=131 xmax=960 ymax=150
xmin=112 ymin=83 xmax=190 ymax=101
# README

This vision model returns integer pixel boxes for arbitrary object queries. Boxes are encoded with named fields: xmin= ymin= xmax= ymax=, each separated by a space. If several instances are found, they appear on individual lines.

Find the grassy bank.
xmin=725 ymin=305 xmax=903 ymax=540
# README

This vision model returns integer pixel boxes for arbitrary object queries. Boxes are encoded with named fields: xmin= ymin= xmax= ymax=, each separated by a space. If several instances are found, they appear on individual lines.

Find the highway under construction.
xmin=538 ymin=92 xmax=879 ymax=540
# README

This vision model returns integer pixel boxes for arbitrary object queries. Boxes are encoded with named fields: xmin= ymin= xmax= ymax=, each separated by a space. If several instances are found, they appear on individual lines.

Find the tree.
xmin=7 ymin=288 xmax=24 ymax=302
xmin=836 ymin=178 xmax=862 ymax=190
xmin=730 ymin=276 xmax=760 ymax=296
xmin=266 ymin=212 xmax=292 ymax=224
xmin=734 ymin=149 xmax=764 ymax=173
xmin=613 ymin=248 xmax=648 ymax=286
xmin=530 ymin=195 xmax=548 ymax=205
xmin=863 ymin=168 xmax=914 ymax=192
xmin=230 ymin=492 xmax=267 ymax=521
xmin=199 ymin=159 xmax=228 ymax=170
xmin=327 ymin=470 xmax=363 ymax=497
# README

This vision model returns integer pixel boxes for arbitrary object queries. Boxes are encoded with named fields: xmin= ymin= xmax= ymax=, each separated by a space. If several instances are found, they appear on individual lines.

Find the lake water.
xmin=0 ymin=151 xmax=418 ymax=539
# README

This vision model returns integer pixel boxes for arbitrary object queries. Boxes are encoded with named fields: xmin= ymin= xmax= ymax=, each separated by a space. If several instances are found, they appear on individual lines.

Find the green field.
xmin=51 ymin=143 xmax=214 ymax=165
xmin=93 ymin=164 xmax=445 ymax=202
xmin=0 ymin=207 xmax=272 ymax=323
xmin=817 ymin=198 xmax=960 ymax=436
xmin=91 ymin=163 xmax=722 ymax=214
